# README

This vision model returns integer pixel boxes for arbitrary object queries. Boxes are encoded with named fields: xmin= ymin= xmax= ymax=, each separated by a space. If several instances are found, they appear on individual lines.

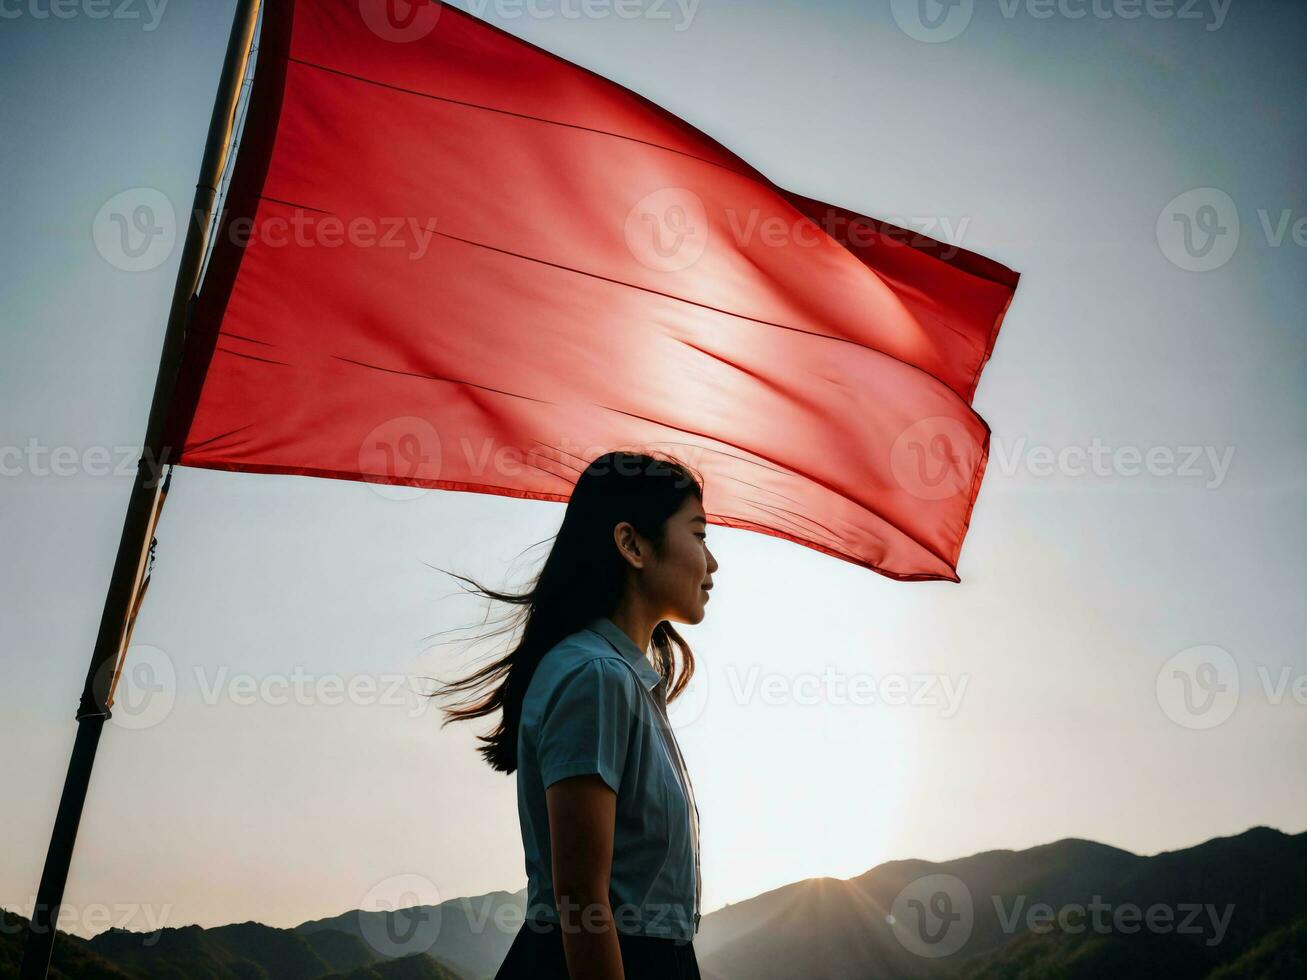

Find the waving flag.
xmin=165 ymin=0 xmax=1019 ymax=581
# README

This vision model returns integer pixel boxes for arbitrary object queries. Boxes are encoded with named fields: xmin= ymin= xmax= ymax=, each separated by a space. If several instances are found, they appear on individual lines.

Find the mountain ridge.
xmin=5 ymin=826 xmax=1301 ymax=979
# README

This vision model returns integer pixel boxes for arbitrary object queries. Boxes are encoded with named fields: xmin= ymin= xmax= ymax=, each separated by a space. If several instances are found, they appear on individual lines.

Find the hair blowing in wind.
xmin=430 ymin=451 xmax=703 ymax=773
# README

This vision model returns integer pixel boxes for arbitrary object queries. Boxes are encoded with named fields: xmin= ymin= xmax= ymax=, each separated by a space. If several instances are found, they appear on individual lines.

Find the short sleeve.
xmin=537 ymin=659 xmax=640 ymax=794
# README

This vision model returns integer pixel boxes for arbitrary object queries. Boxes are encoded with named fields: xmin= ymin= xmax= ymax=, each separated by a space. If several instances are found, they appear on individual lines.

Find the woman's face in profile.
xmin=645 ymin=493 xmax=718 ymax=625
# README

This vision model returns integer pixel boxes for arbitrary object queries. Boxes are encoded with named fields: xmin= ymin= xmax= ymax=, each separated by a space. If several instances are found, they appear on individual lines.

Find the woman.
xmin=436 ymin=450 xmax=717 ymax=980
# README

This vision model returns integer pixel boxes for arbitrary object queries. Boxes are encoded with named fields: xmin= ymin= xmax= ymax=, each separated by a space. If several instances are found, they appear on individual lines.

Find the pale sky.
xmin=2 ymin=0 xmax=1305 ymax=940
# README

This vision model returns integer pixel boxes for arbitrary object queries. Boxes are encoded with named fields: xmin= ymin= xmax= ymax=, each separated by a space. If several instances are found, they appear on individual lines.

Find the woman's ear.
xmin=613 ymin=521 xmax=646 ymax=570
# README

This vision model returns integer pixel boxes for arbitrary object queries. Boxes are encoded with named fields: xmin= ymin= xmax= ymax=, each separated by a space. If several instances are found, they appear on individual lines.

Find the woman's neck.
xmin=606 ymin=599 xmax=659 ymax=655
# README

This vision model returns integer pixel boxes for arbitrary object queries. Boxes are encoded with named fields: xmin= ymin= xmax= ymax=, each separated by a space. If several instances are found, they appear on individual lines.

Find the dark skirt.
xmin=495 ymin=918 xmax=702 ymax=980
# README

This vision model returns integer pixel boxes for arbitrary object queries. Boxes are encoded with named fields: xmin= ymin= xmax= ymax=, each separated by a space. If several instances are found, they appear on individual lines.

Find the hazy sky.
xmin=2 ymin=0 xmax=1305 ymax=940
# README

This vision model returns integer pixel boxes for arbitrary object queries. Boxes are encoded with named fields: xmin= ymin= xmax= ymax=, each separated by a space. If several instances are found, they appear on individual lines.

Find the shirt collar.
xmin=584 ymin=616 xmax=662 ymax=691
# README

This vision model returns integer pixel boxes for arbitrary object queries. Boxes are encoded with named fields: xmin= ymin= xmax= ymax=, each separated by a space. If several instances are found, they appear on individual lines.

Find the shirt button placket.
xmin=653 ymin=679 xmax=701 ymax=937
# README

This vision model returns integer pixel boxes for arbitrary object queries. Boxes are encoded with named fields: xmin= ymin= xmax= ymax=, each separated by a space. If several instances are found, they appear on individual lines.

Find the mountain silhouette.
xmin=4 ymin=826 xmax=1301 ymax=979
xmin=1206 ymin=914 xmax=1307 ymax=979
xmin=1 ymin=909 xmax=133 ymax=979
xmin=296 ymin=889 xmax=525 ymax=980
xmin=0 ymin=909 xmax=465 ymax=980
xmin=693 ymin=826 xmax=1305 ymax=979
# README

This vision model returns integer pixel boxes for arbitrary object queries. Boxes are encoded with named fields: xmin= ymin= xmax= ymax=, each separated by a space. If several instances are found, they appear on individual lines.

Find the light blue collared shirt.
xmin=515 ymin=616 xmax=700 ymax=941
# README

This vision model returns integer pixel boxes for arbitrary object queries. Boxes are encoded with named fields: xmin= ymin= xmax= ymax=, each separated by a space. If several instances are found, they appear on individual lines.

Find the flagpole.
xmin=19 ymin=1 xmax=263 ymax=976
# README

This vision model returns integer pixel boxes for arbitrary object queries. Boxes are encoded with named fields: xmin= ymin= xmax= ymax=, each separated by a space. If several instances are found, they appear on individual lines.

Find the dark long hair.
xmin=432 ymin=450 xmax=703 ymax=774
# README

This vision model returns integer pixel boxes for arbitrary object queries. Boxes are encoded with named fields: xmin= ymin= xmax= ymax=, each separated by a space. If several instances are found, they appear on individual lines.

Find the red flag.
xmin=166 ymin=0 xmax=1019 ymax=582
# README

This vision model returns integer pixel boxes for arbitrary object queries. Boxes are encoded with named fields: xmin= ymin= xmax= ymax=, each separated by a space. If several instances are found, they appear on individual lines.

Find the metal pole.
xmin=20 ymin=2 xmax=263 ymax=975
